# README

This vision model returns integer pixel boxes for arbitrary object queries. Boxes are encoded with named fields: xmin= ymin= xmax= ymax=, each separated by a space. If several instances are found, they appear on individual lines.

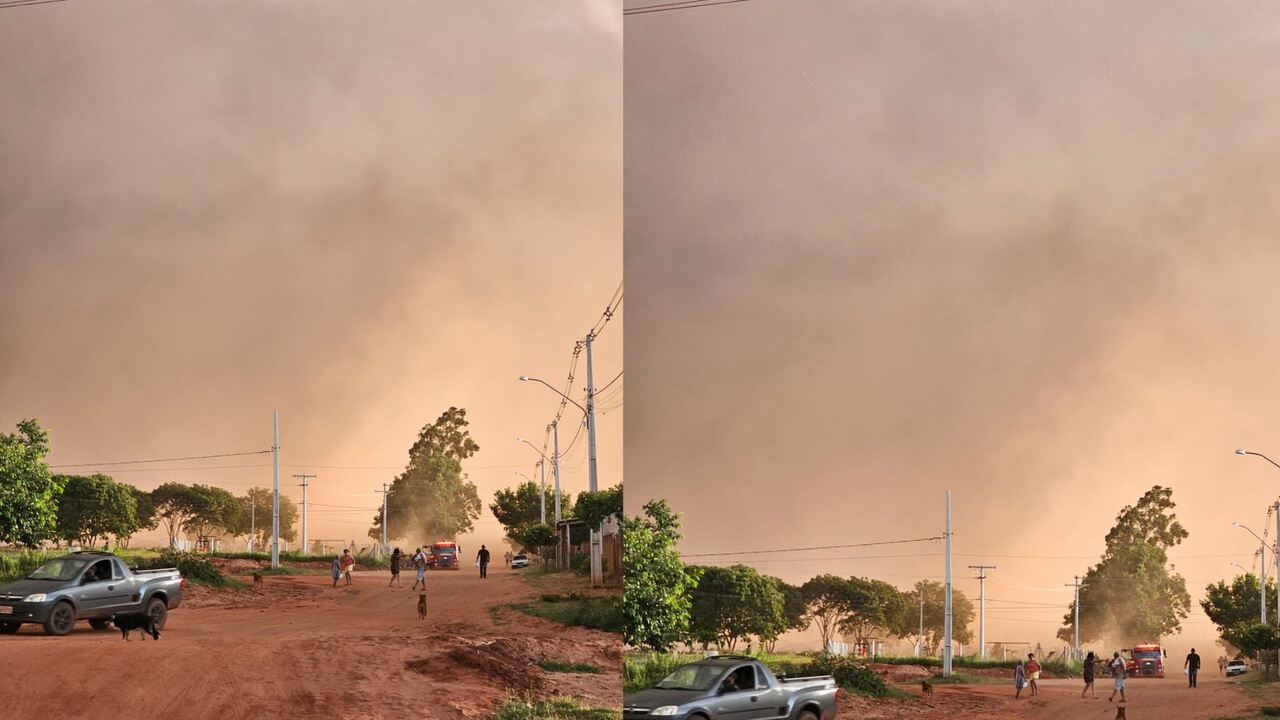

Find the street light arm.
xmin=1240 ymin=450 xmax=1280 ymax=472
xmin=1234 ymin=523 xmax=1271 ymax=552
xmin=518 ymin=438 xmax=548 ymax=460
xmin=519 ymin=376 xmax=588 ymax=414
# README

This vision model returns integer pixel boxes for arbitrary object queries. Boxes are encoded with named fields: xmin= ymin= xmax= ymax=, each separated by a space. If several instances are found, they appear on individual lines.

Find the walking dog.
xmin=921 ymin=680 xmax=934 ymax=697
xmin=111 ymin=612 xmax=160 ymax=641
xmin=417 ymin=592 xmax=428 ymax=620
xmin=253 ymin=571 xmax=263 ymax=586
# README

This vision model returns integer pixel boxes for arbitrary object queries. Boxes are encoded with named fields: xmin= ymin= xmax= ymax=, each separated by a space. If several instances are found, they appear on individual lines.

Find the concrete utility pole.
xmin=293 ymin=474 xmax=314 ymax=556
xmin=1273 ymin=501 xmax=1279 ymax=626
xmin=249 ymin=500 xmax=255 ymax=553
xmin=943 ymin=490 xmax=953 ymax=677
xmin=584 ymin=332 xmax=603 ymax=587
xmin=552 ymin=421 xmax=562 ymax=523
xmin=917 ymin=594 xmax=925 ymax=658
xmin=377 ymin=483 xmax=389 ymax=555
xmin=271 ymin=411 xmax=280 ymax=569
xmin=538 ymin=458 xmax=546 ymax=525
xmin=970 ymin=564 xmax=996 ymax=660
xmin=1066 ymin=576 xmax=1086 ymax=660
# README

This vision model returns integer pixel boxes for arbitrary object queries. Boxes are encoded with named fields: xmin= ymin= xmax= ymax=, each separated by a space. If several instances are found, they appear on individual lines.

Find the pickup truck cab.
xmin=0 ymin=551 xmax=184 ymax=636
xmin=623 ymin=656 xmax=838 ymax=720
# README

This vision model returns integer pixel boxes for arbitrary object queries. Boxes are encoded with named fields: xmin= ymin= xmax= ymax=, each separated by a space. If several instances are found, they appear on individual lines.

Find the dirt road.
xmin=843 ymin=674 xmax=1256 ymax=719
xmin=0 ymin=567 xmax=620 ymax=720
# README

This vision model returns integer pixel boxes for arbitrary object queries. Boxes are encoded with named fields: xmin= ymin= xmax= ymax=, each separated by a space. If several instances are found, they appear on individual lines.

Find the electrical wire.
xmin=49 ymin=450 xmax=272 ymax=468
xmin=624 ymin=0 xmax=765 ymax=16
xmin=0 ymin=0 xmax=76 ymax=9
xmin=681 ymin=536 xmax=944 ymax=559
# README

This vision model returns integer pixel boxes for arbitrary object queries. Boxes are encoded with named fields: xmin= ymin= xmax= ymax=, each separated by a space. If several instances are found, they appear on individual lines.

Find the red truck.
xmin=1122 ymin=644 xmax=1168 ymax=678
xmin=430 ymin=541 xmax=460 ymax=570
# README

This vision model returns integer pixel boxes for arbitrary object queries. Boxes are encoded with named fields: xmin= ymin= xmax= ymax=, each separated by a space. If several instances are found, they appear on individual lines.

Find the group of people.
xmin=329 ymin=544 xmax=496 ymax=589
xmin=1013 ymin=647 xmax=1207 ymax=704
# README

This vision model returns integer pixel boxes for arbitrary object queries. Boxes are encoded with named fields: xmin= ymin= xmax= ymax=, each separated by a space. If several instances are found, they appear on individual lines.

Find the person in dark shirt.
xmin=1081 ymin=651 xmax=1097 ymax=698
xmin=1185 ymin=648 xmax=1201 ymax=688
xmin=388 ymin=548 xmax=402 ymax=588
xmin=476 ymin=545 xmax=491 ymax=579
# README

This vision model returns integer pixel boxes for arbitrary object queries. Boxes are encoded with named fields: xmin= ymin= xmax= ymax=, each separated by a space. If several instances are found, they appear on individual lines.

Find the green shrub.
xmin=512 ymin=596 xmax=623 ymax=634
xmin=624 ymin=654 xmax=686 ymax=693
xmin=776 ymin=654 xmax=890 ymax=697
xmin=570 ymin=551 xmax=590 ymax=576
xmin=137 ymin=549 xmax=228 ymax=586
xmin=491 ymin=697 xmax=617 ymax=720
xmin=537 ymin=659 xmax=602 ymax=674
xmin=0 ymin=549 xmax=57 ymax=583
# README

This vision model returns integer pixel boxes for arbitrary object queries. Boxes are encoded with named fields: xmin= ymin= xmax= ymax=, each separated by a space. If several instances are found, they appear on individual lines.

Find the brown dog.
xmin=417 ymin=592 xmax=427 ymax=620
xmin=253 ymin=571 xmax=263 ymax=586
xmin=1115 ymin=706 xmax=1126 ymax=719
xmin=921 ymin=680 xmax=934 ymax=697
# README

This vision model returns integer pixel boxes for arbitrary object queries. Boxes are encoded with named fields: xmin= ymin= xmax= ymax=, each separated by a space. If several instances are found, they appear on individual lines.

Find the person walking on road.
xmin=1219 ymin=655 xmax=1228 ymax=675
xmin=340 ymin=548 xmax=355 ymax=586
xmin=1081 ymin=651 xmax=1097 ymax=699
xmin=1014 ymin=660 xmax=1026 ymax=700
xmin=1109 ymin=651 xmax=1127 ymax=703
xmin=388 ymin=548 xmax=402 ymax=588
xmin=330 ymin=556 xmax=342 ymax=588
xmin=476 ymin=544 xmax=491 ymax=579
xmin=1026 ymin=653 xmax=1041 ymax=697
xmin=504 ymin=550 xmax=512 ymax=567
xmin=1186 ymin=647 xmax=1201 ymax=688
xmin=412 ymin=547 xmax=428 ymax=590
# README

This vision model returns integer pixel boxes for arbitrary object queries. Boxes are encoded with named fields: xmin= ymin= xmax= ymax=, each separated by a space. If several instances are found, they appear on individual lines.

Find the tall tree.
xmin=763 ymin=576 xmax=808 ymax=652
xmin=689 ymin=564 xmax=784 ymax=652
xmin=120 ymin=486 xmax=159 ymax=548
xmin=896 ymin=579 xmax=975 ymax=656
xmin=801 ymin=574 xmax=853 ymax=652
xmin=372 ymin=409 xmax=483 ymax=542
xmin=55 ymin=474 xmax=139 ymax=549
xmin=1202 ymin=573 xmax=1277 ymax=651
xmin=180 ymin=484 xmax=241 ymax=541
xmin=1236 ymin=623 xmax=1280 ymax=679
xmin=237 ymin=487 xmax=299 ymax=549
xmin=623 ymin=499 xmax=701 ymax=652
xmin=1058 ymin=486 xmax=1191 ymax=644
xmin=840 ymin=577 xmax=912 ymax=650
xmin=152 ymin=483 xmax=200 ymax=548
xmin=490 ymin=480 xmax=566 ymax=552
xmin=0 ymin=418 xmax=65 ymax=546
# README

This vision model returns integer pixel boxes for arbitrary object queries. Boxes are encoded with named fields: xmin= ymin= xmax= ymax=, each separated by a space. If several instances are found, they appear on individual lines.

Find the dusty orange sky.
xmin=625 ymin=1 xmax=1280 ymax=655
xmin=0 ymin=1 xmax=621 ymax=553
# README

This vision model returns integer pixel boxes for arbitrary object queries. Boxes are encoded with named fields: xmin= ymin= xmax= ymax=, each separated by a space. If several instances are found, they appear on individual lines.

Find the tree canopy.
xmin=1202 ymin=573 xmax=1276 ymax=651
xmin=54 ymin=474 xmax=139 ymax=549
xmin=237 ymin=487 xmax=299 ymax=549
xmin=623 ymin=499 xmax=701 ymax=652
xmin=573 ymin=484 xmax=624 ymax=528
xmin=374 ymin=408 xmax=483 ymax=542
xmin=0 ymin=418 xmax=65 ymax=546
xmin=490 ymin=480 xmax=566 ymax=552
xmin=896 ymin=579 xmax=975 ymax=655
xmin=689 ymin=564 xmax=786 ymax=652
xmin=1058 ymin=485 xmax=1191 ymax=644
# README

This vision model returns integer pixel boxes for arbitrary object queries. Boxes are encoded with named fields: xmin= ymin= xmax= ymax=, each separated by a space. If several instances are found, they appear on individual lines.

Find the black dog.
xmin=111 ymin=613 xmax=160 ymax=641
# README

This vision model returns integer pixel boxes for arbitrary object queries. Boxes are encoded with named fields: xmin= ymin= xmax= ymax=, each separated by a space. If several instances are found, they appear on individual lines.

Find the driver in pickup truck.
xmin=721 ymin=674 xmax=739 ymax=693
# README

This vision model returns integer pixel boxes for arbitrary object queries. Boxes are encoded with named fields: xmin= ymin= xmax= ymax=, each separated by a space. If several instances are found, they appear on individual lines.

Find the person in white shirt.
xmin=1109 ymin=651 xmax=1127 ymax=703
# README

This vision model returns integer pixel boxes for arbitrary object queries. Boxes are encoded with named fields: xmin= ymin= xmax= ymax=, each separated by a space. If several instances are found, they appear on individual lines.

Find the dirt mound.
xmin=181 ymin=576 xmax=325 ymax=610
xmin=406 ymin=635 xmax=545 ymax=694
xmin=207 ymin=557 xmax=265 ymax=574
xmin=870 ymin=663 xmax=933 ymax=683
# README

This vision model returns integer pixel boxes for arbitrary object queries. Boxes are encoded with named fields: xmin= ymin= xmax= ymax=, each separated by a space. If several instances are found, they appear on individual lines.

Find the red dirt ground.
xmin=0 ymin=567 xmax=620 ymax=720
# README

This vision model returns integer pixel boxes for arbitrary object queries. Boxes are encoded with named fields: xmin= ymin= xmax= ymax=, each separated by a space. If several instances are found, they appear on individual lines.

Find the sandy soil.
xmin=844 ymin=674 xmax=1256 ymax=719
xmin=0 ymin=567 xmax=620 ymax=720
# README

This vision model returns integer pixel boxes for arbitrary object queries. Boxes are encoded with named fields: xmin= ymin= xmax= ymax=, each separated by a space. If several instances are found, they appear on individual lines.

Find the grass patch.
xmin=491 ymin=697 xmax=618 ymax=720
xmin=537 ymin=659 xmax=603 ymax=674
xmin=487 ymin=604 xmax=509 ymax=626
xmin=511 ymin=595 xmax=622 ymax=634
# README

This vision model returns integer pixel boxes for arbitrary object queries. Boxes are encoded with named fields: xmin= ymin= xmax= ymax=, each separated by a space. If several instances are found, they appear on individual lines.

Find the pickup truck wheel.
xmin=43 ymin=601 xmax=75 ymax=636
xmin=797 ymin=711 xmax=819 ymax=720
xmin=146 ymin=597 xmax=168 ymax=630
xmin=88 ymin=618 xmax=113 ymax=631
xmin=0 ymin=621 xmax=20 ymax=634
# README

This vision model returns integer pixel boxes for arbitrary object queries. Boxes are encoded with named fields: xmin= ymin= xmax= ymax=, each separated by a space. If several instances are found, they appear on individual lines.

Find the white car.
xmin=1227 ymin=659 xmax=1247 ymax=677
xmin=511 ymin=554 xmax=529 ymax=569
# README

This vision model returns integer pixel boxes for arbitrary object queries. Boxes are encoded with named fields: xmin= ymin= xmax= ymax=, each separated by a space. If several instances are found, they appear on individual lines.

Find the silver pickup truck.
xmin=0 ymin=551 xmax=184 ymax=636
xmin=623 ymin=656 xmax=839 ymax=720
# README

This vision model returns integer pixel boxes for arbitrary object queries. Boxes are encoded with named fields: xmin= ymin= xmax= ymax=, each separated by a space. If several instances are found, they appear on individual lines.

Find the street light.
xmin=517 ymin=437 xmax=549 ymax=525
xmin=1234 ymin=522 xmax=1269 ymax=623
xmin=1236 ymin=448 xmax=1280 ymax=622
xmin=519 ymin=376 xmax=587 ymax=414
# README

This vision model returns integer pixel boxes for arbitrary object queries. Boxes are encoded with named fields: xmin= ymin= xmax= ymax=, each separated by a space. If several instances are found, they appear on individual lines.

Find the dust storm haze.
xmin=625 ymin=2 xmax=1280 ymax=653
xmin=0 ymin=1 xmax=622 ymax=551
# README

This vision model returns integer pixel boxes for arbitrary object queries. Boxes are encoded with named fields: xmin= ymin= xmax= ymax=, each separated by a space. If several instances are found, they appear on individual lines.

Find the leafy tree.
xmin=490 ymin=481 xmax=567 ymax=552
xmin=840 ymin=577 xmax=912 ymax=651
xmin=1202 ymin=573 xmax=1277 ymax=651
xmin=623 ymin=499 xmax=701 ymax=652
xmin=0 ymin=419 xmax=65 ymax=546
xmin=689 ymin=564 xmax=785 ymax=652
xmin=573 ymin=484 xmax=624 ymax=528
xmin=895 ymin=579 xmax=975 ymax=656
xmin=180 ymin=484 xmax=241 ymax=541
xmin=1058 ymin=486 xmax=1191 ymax=644
xmin=152 ymin=483 xmax=200 ymax=548
xmin=801 ymin=575 xmax=852 ymax=652
xmin=1236 ymin=623 xmax=1280 ymax=680
xmin=756 ymin=577 xmax=809 ymax=653
xmin=54 ymin=474 xmax=138 ymax=549
xmin=120 ymin=486 xmax=159 ymax=548
xmin=373 ymin=408 xmax=483 ymax=541
xmin=236 ymin=487 xmax=299 ymax=549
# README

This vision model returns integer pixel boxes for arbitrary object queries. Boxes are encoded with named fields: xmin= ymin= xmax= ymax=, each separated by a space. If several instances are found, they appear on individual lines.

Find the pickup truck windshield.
xmin=28 ymin=557 xmax=92 ymax=581
xmin=656 ymin=665 xmax=722 ymax=691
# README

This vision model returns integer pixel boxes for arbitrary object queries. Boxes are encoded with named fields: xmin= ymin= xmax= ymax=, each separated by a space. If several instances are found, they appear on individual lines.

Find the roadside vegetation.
xmin=491 ymin=697 xmax=618 ymax=720
xmin=511 ymin=592 xmax=623 ymax=634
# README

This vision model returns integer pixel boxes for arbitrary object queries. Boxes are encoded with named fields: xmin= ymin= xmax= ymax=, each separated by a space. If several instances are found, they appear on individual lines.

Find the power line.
xmin=0 ymin=0 xmax=76 ymax=9
xmin=682 ymin=536 xmax=944 ymax=559
xmin=624 ymin=0 xmax=764 ymax=16
xmin=49 ymin=450 xmax=271 ymax=468
xmin=597 ymin=370 xmax=623 ymax=395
